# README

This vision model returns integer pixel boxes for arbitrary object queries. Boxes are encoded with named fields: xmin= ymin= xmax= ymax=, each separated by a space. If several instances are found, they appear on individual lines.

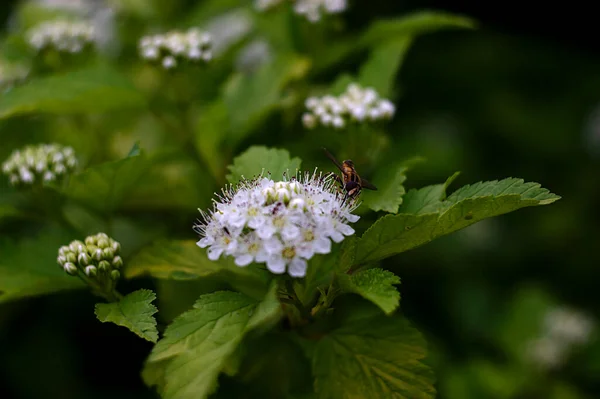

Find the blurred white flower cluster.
xmin=139 ymin=28 xmax=212 ymax=70
xmin=527 ymin=306 xmax=595 ymax=369
xmin=254 ymin=0 xmax=347 ymax=22
xmin=194 ymin=171 xmax=359 ymax=277
xmin=27 ymin=20 xmax=95 ymax=53
xmin=2 ymin=143 xmax=77 ymax=186
xmin=302 ymin=83 xmax=396 ymax=129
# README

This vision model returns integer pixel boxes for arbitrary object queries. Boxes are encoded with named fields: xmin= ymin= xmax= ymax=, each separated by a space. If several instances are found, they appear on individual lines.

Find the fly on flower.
xmin=323 ymin=147 xmax=377 ymax=200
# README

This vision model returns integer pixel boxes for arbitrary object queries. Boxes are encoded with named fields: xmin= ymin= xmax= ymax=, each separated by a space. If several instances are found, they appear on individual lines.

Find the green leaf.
xmin=339 ymin=268 xmax=401 ymax=315
xmin=223 ymin=55 xmax=311 ymax=145
xmin=360 ymin=10 xmax=476 ymax=46
xmin=354 ymin=178 xmax=560 ymax=266
xmin=0 ymin=228 xmax=84 ymax=304
xmin=310 ymin=308 xmax=435 ymax=399
xmin=95 ymin=289 xmax=159 ymax=343
xmin=125 ymin=240 xmax=271 ymax=298
xmin=0 ymin=64 xmax=146 ymax=119
xmin=63 ymin=149 xmax=150 ymax=214
xmin=358 ymin=38 xmax=413 ymax=98
xmin=361 ymin=158 xmax=423 ymax=214
xmin=142 ymin=287 xmax=282 ymax=399
xmin=226 ymin=146 xmax=302 ymax=184
xmin=398 ymin=172 xmax=460 ymax=215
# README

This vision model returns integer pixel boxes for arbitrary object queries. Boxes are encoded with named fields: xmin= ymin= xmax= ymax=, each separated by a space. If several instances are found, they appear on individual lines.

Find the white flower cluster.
xmin=302 ymin=83 xmax=396 ymax=130
xmin=139 ymin=28 xmax=212 ymax=70
xmin=27 ymin=20 xmax=95 ymax=53
xmin=194 ymin=171 xmax=359 ymax=278
xmin=527 ymin=306 xmax=595 ymax=369
xmin=294 ymin=0 xmax=347 ymax=22
xmin=254 ymin=0 xmax=284 ymax=11
xmin=2 ymin=143 xmax=77 ymax=186
xmin=254 ymin=0 xmax=347 ymax=22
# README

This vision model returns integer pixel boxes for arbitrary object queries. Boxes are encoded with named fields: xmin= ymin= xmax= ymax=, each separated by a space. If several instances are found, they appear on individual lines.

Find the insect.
xmin=323 ymin=147 xmax=377 ymax=200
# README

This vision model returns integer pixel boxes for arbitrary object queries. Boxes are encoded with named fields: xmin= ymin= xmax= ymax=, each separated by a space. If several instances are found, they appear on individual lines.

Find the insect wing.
xmin=360 ymin=178 xmax=378 ymax=191
xmin=322 ymin=148 xmax=344 ymax=172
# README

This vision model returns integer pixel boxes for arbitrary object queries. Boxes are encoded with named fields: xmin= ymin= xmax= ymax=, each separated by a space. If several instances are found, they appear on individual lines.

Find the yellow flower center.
xmin=303 ymin=230 xmax=315 ymax=241
xmin=282 ymin=247 xmax=296 ymax=259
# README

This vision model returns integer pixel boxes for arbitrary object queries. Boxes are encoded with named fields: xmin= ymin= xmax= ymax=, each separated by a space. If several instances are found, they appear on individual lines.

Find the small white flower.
xmin=302 ymin=82 xmax=395 ymax=130
xmin=194 ymin=170 xmax=359 ymax=277
xmin=162 ymin=55 xmax=177 ymax=69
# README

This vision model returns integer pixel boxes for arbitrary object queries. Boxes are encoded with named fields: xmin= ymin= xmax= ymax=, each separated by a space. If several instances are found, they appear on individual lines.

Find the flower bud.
xmin=65 ymin=252 xmax=77 ymax=264
xmin=98 ymin=260 xmax=110 ymax=272
xmin=110 ymin=270 xmax=121 ymax=281
xmin=111 ymin=241 xmax=121 ymax=253
xmin=64 ymin=262 xmax=78 ymax=275
xmin=69 ymin=240 xmax=85 ymax=253
xmin=86 ymin=244 xmax=98 ymax=255
xmin=93 ymin=248 xmax=103 ymax=261
xmin=96 ymin=233 xmax=109 ymax=240
xmin=85 ymin=236 xmax=96 ymax=246
xmin=57 ymin=255 xmax=66 ymax=266
xmin=112 ymin=256 xmax=123 ymax=269
xmin=289 ymin=197 xmax=305 ymax=210
xmin=276 ymin=188 xmax=291 ymax=203
xmin=84 ymin=265 xmax=97 ymax=277
xmin=96 ymin=238 xmax=109 ymax=249
xmin=102 ymin=247 xmax=115 ymax=260
xmin=77 ymin=252 xmax=90 ymax=267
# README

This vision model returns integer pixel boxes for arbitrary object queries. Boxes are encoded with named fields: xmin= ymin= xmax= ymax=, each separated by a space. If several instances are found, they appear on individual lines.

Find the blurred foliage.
xmin=0 ymin=0 xmax=597 ymax=398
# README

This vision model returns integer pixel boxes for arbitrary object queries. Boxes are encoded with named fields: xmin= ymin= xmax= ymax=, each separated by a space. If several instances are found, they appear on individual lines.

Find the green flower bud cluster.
xmin=2 ymin=143 xmax=77 ymax=186
xmin=57 ymin=233 xmax=123 ymax=282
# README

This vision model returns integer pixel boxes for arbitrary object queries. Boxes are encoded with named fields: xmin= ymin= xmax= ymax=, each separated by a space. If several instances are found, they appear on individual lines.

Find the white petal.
xmin=345 ymin=214 xmax=360 ymax=223
xmin=266 ymin=256 xmax=286 ymax=274
xmin=256 ymin=223 xmax=276 ymax=239
xmin=330 ymin=231 xmax=344 ymax=243
xmin=263 ymin=238 xmax=283 ymax=254
xmin=234 ymin=254 xmax=253 ymax=267
xmin=281 ymin=224 xmax=300 ymax=241
xmin=197 ymin=237 xmax=212 ymax=248
xmin=338 ymin=223 xmax=355 ymax=236
xmin=207 ymin=247 xmax=224 ymax=260
xmin=313 ymin=238 xmax=332 ymax=254
xmin=288 ymin=258 xmax=307 ymax=278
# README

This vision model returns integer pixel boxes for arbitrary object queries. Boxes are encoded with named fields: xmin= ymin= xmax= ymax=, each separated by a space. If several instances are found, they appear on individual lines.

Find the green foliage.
xmin=0 ymin=65 xmax=146 ymax=119
xmin=95 ymin=289 xmax=159 ymax=343
xmin=226 ymin=146 xmax=302 ymax=183
xmin=142 ymin=287 xmax=281 ymax=399
xmin=309 ymin=305 xmax=435 ymax=399
xmin=353 ymin=177 xmax=560 ymax=265
xmin=125 ymin=240 xmax=271 ymax=298
xmin=358 ymin=39 xmax=413 ymax=98
xmin=339 ymin=268 xmax=401 ymax=315
xmin=0 ymin=228 xmax=83 ymax=304
xmin=360 ymin=10 xmax=477 ymax=46
xmin=361 ymin=158 xmax=423 ymax=213
xmin=63 ymin=145 xmax=150 ymax=214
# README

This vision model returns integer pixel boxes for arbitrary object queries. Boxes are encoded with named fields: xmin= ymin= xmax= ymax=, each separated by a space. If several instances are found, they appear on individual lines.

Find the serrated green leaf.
xmin=354 ymin=178 xmax=560 ymax=266
xmin=0 ymin=228 xmax=84 ymax=303
xmin=361 ymin=158 xmax=424 ymax=214
xmin=226 ymin=146 xmax=302 ymax=184
xmin=358 ymin=38 xmax=412 ymax=98
xmin=95 ymin=289 xmax=159 ymax=343
xmin=360 ymin=10 xmax=476 ymax=46
xmin=311 ymin=309 xmax=435 ymax=399
xmin=223 ymin=55 xmax=311 ymax=145
xmin=0 ymin=64 xmax=146 ymax=119
xmin=62 ymin=149 xmax=150 ymax=214
xmin=339 ymin=268 xmax=401 ymax=315
xmin=398 ymin=171 xmax=460 ymax=214
xmin=142 ymin=287 xmax=282 ymax=399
